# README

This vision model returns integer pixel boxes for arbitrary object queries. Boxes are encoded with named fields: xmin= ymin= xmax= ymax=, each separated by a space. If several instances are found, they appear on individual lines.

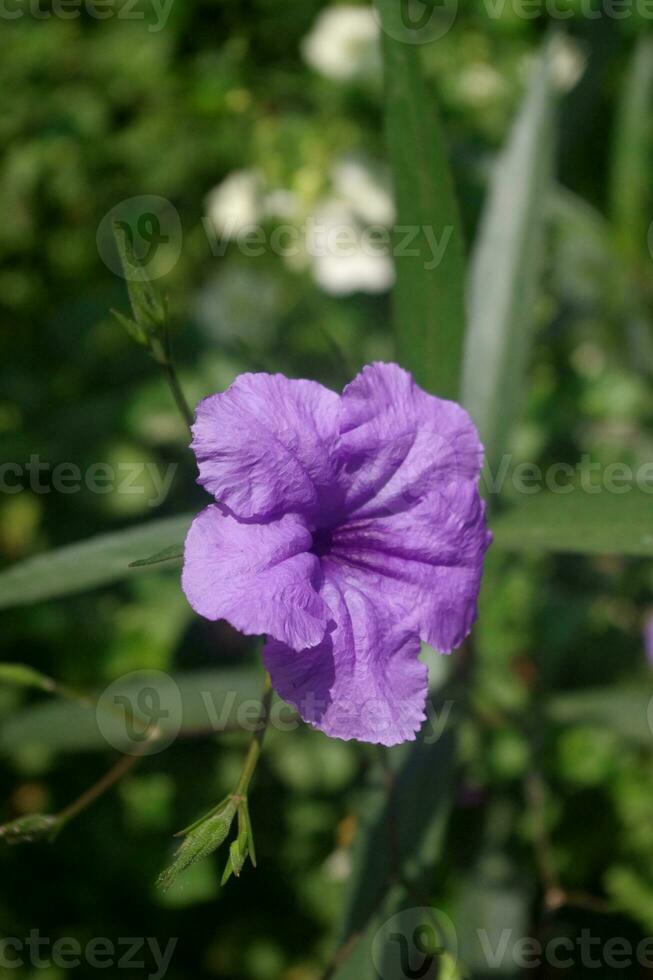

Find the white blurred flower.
xmin=332 ymin=158 xmax=395 ymax=226
xmin=549 ymin=35 xmax=587 ymax=93
xmin=306 ymin=199 xmax=394 ymax=296
xmin=194 ymin=266 xmax=282 ymax=346
xmin=205 ymin=169 xmax=262 ymax=238
xmin=301 ymin=5 xmax=380 ymax=82
xmin=263 ymin=188 xmax=302 ymax=221
xmin=454 ymin=63 xmax=506 ymax=107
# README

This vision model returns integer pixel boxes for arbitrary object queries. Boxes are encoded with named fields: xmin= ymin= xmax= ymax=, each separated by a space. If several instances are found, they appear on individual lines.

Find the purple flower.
xmin=182 ymin=362 xmax=491 ymax=745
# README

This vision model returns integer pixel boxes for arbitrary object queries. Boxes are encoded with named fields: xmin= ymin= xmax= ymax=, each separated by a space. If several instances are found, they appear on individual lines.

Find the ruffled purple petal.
xmin=191 ymin=373 xmax=340 ymax=521
xmin=337 ymin=362 xmax=483 ymax=518
xmin=182 ymin=505 xmax=330 ymax=650
xmin=324 ymin=481 xmax=491 ymax=653
xmin=264 ymin=567 xmax=427 ymax=746
xmin=185 ymin=361 xmax=491 ymax=746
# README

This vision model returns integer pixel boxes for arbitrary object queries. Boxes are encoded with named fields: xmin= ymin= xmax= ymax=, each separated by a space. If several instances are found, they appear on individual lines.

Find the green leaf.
xmin=492 ymin=490 xmax=653 ymax=557
xmin=331 ymin=698 xmax=458 ymax=979
xmin=112 ymin=220 xmax=168 ymax=333
xmin=129 ymin=544 xmax=184 ymax=568
xmin=462 ymin=39 xmax=557 ymax=473
xmin=0 ymin=514 xmax=193 ymax=610
xmin=548 ymin=688 xmax=652 ymax=744
xmin=609 ymin=36 xmax=653 ymax=262
xmin=0 ymin=663 xmax=57 ymax=693
xmin=375 ymin=0 xmax=466 ymax=400
xmin=111 ymin=308 xmax=148 ymax=348
xmin=0 ymin=668 xmax=262 ymax=756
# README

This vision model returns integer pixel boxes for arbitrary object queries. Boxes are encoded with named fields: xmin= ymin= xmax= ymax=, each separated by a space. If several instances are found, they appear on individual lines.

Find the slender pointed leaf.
xmin=375 ymin=0 xmax=466 ymax=399
xmin=331 ymin=697 xmax=458 ymax=979
xmin=462 ymin=40 xmax=557 ymax=472
xmin=129 ymin=544 xmax=184 ymax=568
xmin=0 ymin=668 xmax=262 ymax=756
xmin=548 ymin=687 xmax=653 ymax=744
xmin=609 ymin=36 xmax=653 ymax=262
xmin=0 ymin=514 xmax=193 ymax=609
xmin=492 ymin=489 xmax=653 ymax=557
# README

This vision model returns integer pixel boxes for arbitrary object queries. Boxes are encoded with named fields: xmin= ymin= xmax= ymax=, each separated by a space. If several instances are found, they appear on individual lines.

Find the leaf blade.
xmin=0 ymin=514 xmax=193 ymax=609
xmin=0 ymin=668 xmax=262 ymax=756
xmin=462 ymin=39 xmax=557 ymax=472
xmin=330 ymin=699 xmax=458 ymax=979
xmin=375 ymin=0 xmax=466 ymax=399
xmin=492 ymin=490 xmax=653 ymax=557
xmin=129 ymin=544 xmax=184 ymax=568
xmin=609 ymin=36 xmax=653 ymax=262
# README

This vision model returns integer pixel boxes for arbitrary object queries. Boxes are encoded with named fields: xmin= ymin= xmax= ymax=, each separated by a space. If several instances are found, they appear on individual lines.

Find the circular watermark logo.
xmin=372 ymin=906 xmax=458 ymax=980
xmin=96 ymin=669 xmax=182 ymax=755
xmin=97 ymin=195 xmax=182 ymax=281
xmin=373 ymin=0 xmax=459 ymax=44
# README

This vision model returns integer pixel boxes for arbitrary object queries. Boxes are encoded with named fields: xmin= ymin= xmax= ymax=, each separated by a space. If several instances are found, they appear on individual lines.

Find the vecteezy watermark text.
xmin=202 ymin=215 xmax=456 ymax=272
xmin=373 ymin=907 xmax=653 ymax=979
xmin=477 ymin=928 xmax=653 ymax=970
xmin=0 ymin=456 xmax=177 ymax=507
xmin=0 ymin=0 xmax=174 ymax=31
xmin=374 ymin=0 xmax=653 ymax=46
xmin=95 ymin=670 xmax=457 ymax=755
xmin=3 ymin=454 xmax=653 ymax=506
xmin=0 ymin=932 xmax=177 ymax=979
xmin=482 ymin=453 xmax=653 ymax=497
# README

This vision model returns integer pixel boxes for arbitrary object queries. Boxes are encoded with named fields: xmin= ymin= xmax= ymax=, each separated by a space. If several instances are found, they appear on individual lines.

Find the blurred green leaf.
xmin=456 ymin=848 xmax=532 ymax=976
xmin=0 ymin=514 xmax=193 ymax=609
xmin=548 ymin=688 xmax=652 ymax=744
xmin=609 ymin=36 xmax=653 ymax=261
xmin=375 ymin=0 xmax=466 ymax=399
xmin=0 ymin=669 xmax=261 ymax=756
xmin=112 ymin=220 xmax=168 ymax=346
xmin=492 ymin=490 xmax=653 ymax=557
xmin=606 ymin=866 xmax=653 ymax=933
xmin=462 ymin=39 xmax=556 ymax=472
xmin=0 ymin=663 xmax=56 ymax=694
xmin=332 ymin=699 xmax=458 ymax=979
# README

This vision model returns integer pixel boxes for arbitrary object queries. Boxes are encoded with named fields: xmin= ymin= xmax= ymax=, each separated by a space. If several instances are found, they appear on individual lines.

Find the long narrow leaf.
xmin=462 ymin=40 xmax=557 ymax=472
xmin=0 ymin=514 xmax=193 ymax=609
xmin=331 ymin=699 xmax=458 ymax=979
xmin=548 ymin=687 xmax=652 ymax=744
xmin=609 ymin=36 xmax=653 ymax=261
xmin=0 ymin=669 xmax=262 ymax=755
xmin=492 ymin=489 xmax=653 ymax=557
xmin=375 ymin=0 xmax=466 ymax=399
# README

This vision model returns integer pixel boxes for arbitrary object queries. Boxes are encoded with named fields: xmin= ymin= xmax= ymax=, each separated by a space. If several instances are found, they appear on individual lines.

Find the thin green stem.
xmin=161 ymin=357 xmax=194 ymax=432
xmin=55 ymin=724 xmax=163 ymax=833
xmin=234 ymin=672 xmax=273 ymax=799
xmin=56 ymin=753 xmax=142 ymax=830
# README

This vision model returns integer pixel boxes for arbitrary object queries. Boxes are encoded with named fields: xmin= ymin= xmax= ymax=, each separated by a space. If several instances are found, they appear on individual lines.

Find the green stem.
xmin=161 ymin=357 xmax=194 ymax=432
xmin=55 ymin=724 xmax=163 ymax=834
xmin=56 ymin=753 xmax=142 ymax=830
xmin=234 ymin=672 xmax=273 ymax=799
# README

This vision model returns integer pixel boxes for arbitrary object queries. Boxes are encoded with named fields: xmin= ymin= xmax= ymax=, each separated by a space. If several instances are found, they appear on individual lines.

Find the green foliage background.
xmin=1 ymin=1 xmax=653 ymax=978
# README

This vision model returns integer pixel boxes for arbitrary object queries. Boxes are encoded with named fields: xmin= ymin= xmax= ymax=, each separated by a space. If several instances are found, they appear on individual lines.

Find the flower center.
xmin=311 ymin=526 xmax=334 ymax=558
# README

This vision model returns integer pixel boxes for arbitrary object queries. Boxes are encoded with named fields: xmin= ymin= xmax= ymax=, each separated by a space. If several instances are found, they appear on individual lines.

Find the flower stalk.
xmin=158 ymin=670 xmax=272 ymax=890
xmin=111 ymin=221 xmax=194 ymax=432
